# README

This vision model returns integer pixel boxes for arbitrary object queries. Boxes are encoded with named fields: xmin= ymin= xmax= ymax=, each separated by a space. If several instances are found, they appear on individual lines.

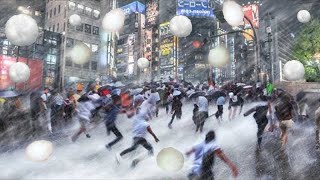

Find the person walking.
xmin=40 ymin=87 xmax=52 ymax=134
xmin=215 ymin=95 xmax=226 ymax=124
xmin=228 ymin=92 xmax=244 ymax=121
xmin=196 ymin=96 xmax=209 ymax=133
xmin=244 ymin=95 xmax=271 ymax=150
xmin=168 ymin=91 xmax=182 ymax=129
xmin=186 ymin=130 xmax=238 ymax=180
xmin=275 ymin=92 xmax=295 ymax=150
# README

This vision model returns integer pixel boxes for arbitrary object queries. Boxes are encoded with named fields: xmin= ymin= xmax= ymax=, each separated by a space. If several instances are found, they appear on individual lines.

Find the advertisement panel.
xmin=146 ymin=0 xmax=159 ymax=26
xmin=0 ymin=55 xmax=43 ymax=90
xmin=144 ymin=28 xmax=153 ymax=61
xmin=121 ymin=1 xmax=146 ymax=15
xmin=160 ymin=37 xmax=174 ymax=57
xmin=177 ymin=0 xmax=214 ymax=18
xmin=243 ymin=4 xmax=259 ymax=28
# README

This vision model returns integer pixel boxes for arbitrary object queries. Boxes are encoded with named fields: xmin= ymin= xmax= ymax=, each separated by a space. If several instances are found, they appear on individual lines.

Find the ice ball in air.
xmin=25 ymin=140 xmax=53 ymax=162
xmin=102 ymin=8 xmax=125 ymax=33
xmin=5 ymin=14 xmax=39 ymax=46
xmin=223 ymin=1 xmax=244 ymax=27
xmin=9 ymin=62 xmax=30 ymax=83
xmin=169 ymin=15 xmax=192 ymax=37
xmin=283 ymin=60 xmax=305 ymax=81
xmin=69 ymin=14 xmax=82 ymax=26
xmin=137 ymin=57 xmax=150 ymax=69
xmin=208 ymin=46 xmax=229 ymax=68
xmin=297 ymin=10 xmax=311 ymax=23
xmin=68 ymin=42 xmax=91 ymax=65
xmin=157 ymin=147 xmax=184 ymax=172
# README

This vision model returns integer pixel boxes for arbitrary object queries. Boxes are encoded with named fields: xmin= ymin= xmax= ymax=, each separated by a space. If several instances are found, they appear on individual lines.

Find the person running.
xmin=228 ymin=92 xmax=244 ymax=121
xmin=196 ymin=96 xmax=209 ymax=133
xmin=244 ymin=95 xmax=271 ymax=150
xmin=168 ymin=91 xmax=182 ymax=129
xmin=71 ymin=95 xmax=95 ymax=142
xmin=116 ymin=107 xmax=159 ymax=166
xmin=275 ymin=92 xmax=295 ymax=150
xmin=215 ymin=95 xmax=226 ymax=124
xmin=104 ymin=95 xmax=123 ymax=150
xmin=315 ymin=99 xmax=320 ymax=150
xmin=186 ymin=131 xmax=238 ymax=180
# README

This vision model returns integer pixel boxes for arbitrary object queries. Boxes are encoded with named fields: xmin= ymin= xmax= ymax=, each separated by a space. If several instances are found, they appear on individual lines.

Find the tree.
xmin=293 ymin=19 xmax=320 ymax=82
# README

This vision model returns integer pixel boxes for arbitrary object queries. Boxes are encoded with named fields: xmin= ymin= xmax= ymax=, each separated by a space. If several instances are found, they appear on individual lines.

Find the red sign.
xmin=0 ymin=55 xmax=43 ymax=91
xmin=243 ymin=4 xmax=259 ymax=28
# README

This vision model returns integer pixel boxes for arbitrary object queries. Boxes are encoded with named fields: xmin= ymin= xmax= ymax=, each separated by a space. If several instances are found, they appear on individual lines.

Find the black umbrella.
xmin=0 ymin=90 xmax=21 ymax=98
xmin=188 ymin=91 xmax=206 ymax=99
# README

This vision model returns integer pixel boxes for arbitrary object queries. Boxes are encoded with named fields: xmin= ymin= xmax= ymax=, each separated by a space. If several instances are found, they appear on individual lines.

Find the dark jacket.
xmin=172 ymin=97 xmax=182 ymax=113
xmin=275 ymin=100 xmax=294 ymax=121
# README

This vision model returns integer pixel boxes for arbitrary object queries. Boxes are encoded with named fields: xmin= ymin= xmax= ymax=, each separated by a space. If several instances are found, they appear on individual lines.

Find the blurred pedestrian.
xmin=196 ymin=96 xmax=208 ymax=133
xmin=215 ymin=95 xmax=226 ymax=123
xmin=186 ymin=131 xmax=238 ymax=180
xmin=40 ymin=87 xmax=52 ymax=134
xmin=168 ymin=91 xmax=182 ymax=129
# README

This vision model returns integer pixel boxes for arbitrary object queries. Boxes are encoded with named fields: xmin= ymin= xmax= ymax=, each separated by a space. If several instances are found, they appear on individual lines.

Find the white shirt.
xmin=191 ymin=141 xmax=220 ymax=175
xmin=41 ymin=93 xmax=51 ymax=102
xmin=76 ymin=101 xmax=95 ymax=121
xmin=197 ymin=96 xmax=208 ymax=112
xmin=132 ymin=116 xmax=150 ymax=138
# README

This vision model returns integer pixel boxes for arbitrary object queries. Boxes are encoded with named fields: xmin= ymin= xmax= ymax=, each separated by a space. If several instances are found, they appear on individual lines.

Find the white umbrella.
xmin=236 ymin=83 xmax=246 ymax=86
xmin=173 ymin=90 xmax=181 ymax=96
xmin=243 ymin=85 xmax=253 ymax=89
xmin=114 ymin=81 xmax=125 ymax=88
xmin=131 ymin=88 xmax=143 ymax=96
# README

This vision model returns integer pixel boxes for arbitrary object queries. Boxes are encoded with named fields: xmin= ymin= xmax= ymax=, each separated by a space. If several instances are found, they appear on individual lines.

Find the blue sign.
xmin=177 ymin=0 xmax=215 ymax=18
xmin=121 ymin=1 xmax=146 ymax=15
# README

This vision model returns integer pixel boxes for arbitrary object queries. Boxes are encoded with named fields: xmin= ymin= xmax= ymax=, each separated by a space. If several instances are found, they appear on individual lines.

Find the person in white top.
xmin=40 ymin=87 xmax=52 ymax=133
xmin=116 ymin=107 xmax=159 ymax=167
xmin=299 ymin=99 xmax=310 ymax=122
xmin=195 ymin=96 xmax=209 ymax=133
xmin=186 ymin=131 xmax=238 ymax=180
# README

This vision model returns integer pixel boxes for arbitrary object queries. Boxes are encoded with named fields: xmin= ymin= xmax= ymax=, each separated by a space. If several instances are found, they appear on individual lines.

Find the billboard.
xmin=146 ymin=0 xmax=159 ymax=26
xmin=177 ymin=0 xmax=214 ymax=18
xmin=121 ymin=1 xmax=146 ymax=15
xmin=243 ymin=4 xmax=259 ymax=28
xmin=0 ymin=55 xmax=43 ymax=90
xmin=144 ymin=28 xmax=153 ymax=61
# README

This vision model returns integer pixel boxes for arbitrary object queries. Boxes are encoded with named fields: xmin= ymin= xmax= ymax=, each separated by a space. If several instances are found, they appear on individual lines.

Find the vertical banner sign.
xmin=146 ymin=0 xmax=159 ymax=26
xmin=243 ymin=4 xmax=259 ymax=28
xmin=144 ymin=28 xmax=153 ymax=61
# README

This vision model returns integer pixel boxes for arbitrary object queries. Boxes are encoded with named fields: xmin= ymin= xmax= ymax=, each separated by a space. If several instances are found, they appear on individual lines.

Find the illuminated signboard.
xmin=243 ymin=4 xmax=259 ymax=28
xmin=159 ymin=22 xmax=170 ymax=36
xmin=160 ymin=37 xmax=174 ymax=56
xmin=121 ymin=1 xmax=146 ymax=15
xmin=177 ymin=0 xmax=214 ymax=18
xmin=144 ymin=28 xmax=153 ymax=60
xmin=146 ymin=0 xmax=159 ymax=26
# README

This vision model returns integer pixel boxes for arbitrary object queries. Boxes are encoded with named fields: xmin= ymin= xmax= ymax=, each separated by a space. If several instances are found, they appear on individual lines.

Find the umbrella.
xmin=188 ymin=91 xmax=206 ymax=99
xmin=243 ymin=85 xmax=253 ymax=89
xmin=114 ymin=81 xmax=125 ymax=88
xmin=236 ymin=83 xmax=246 ymax=86
xmin=211 ymin=91 xmax=226 ymax=98
xmin=0 ymin=90 xmax=21 ymax=98
xmin=131 ymin=88 xmax=144 ymax=96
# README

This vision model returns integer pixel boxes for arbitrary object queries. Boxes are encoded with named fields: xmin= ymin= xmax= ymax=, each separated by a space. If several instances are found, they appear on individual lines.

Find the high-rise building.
xmin=45 ymin=0 xmax=101 ymax=87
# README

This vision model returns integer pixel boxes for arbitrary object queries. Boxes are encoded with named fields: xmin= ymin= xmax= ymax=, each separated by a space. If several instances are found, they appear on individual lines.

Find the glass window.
xmin=76 ymin=24 xmax=83 ymax=31
xmin=85 ymin=7 xmax=92 ymax=16
xmin=57 ymin=23 xmax=59 ymax=32
xmin=68 ymin=2 xmax=76 ymax=10
xmin=92 ymin=26 xmax=99 ymax=35
xmin=50 ymin=9 xmax=52 ymax=18
xmin=58 ymin=5 xmax=61 ymax=13
xmin=77 ymin=4 xmax=84 ymax=13
xmin=83 ymin=62 xmax=90 ymax=69
xmin=91 ymin=61 xmax=97 ymax=70
xmin=91 ymin=44 xmax=98 ymax=52
xmin=93 ymin=10 xmax=100 ymax=19
xmin=46 ymin=12 xmax=48 ymax=18
xmin=47 ymin=54 xmax=57 ymax=65
xmin=84 ymin=24 xmax=91 ymax=34
xmin=63 ymin=23 xmax=66 ymax=31
xmin=74 ymin=63 xmax=81 ymax=68
xmin=54 ymin=7 xmax=56 ymax=16
xmin=52 ymin=25 xmax=55 ymax=32
xmin=66 ymin=38 xmax=74 ymax=47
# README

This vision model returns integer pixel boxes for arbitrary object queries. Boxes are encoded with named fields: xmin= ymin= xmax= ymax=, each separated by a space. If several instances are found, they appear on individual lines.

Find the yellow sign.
xmin=242 ymin=29 xmax=254 ymax=41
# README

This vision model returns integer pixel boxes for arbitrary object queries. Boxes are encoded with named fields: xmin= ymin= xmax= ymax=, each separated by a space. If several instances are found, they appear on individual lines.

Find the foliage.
xmin=293 ymin=19 xmax=320 ymax=82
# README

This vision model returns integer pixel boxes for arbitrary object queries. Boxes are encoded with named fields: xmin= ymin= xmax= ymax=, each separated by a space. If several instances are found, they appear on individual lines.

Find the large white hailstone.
xmin=68 ymin=42 xmax=91 ymax=65
xmin=157 ymin=147 xmax=184 ymax=172
xmin=297 ymin=10 xmax=311 ymax=23
xmin=208 ymin=46 xmax=230 ymax=68
xmin=102 ymin=8 xmax=125 ymax=33
xmin=69 ymin=14 xmax=82 ymax=26
xmin=169 ymin=15 xmax=192 ymax=37
xmin=25 ymin=140 xmax=53 ymax=162
xmin=283 ymin=60 xmax=305 ymax=81
xmin=223 ymin=1 xmax=244 ymax=27
xmin=137 ymin=57 xmax=150 ymax=69
xmin=9 ymin=62 xmax=30 ymax=83
xmin=5 ymin=14 xmax=39 ymax=46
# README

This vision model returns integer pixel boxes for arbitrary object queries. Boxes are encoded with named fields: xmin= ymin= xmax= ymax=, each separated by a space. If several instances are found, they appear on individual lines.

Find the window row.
xmin=48 ymin=22 xmax=66 ymax=33
xmin=68 ymin=1 xmax=100 ymax=19
xmin=70 ymin=23 xmax=99 ymax=35
xmin=66 ymin=38 xmax=99 ymax=53
xmin=65 ymin=58 xmax=98 ymax=71
xmin=47 ymin=4 xmax=62 ymax=19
